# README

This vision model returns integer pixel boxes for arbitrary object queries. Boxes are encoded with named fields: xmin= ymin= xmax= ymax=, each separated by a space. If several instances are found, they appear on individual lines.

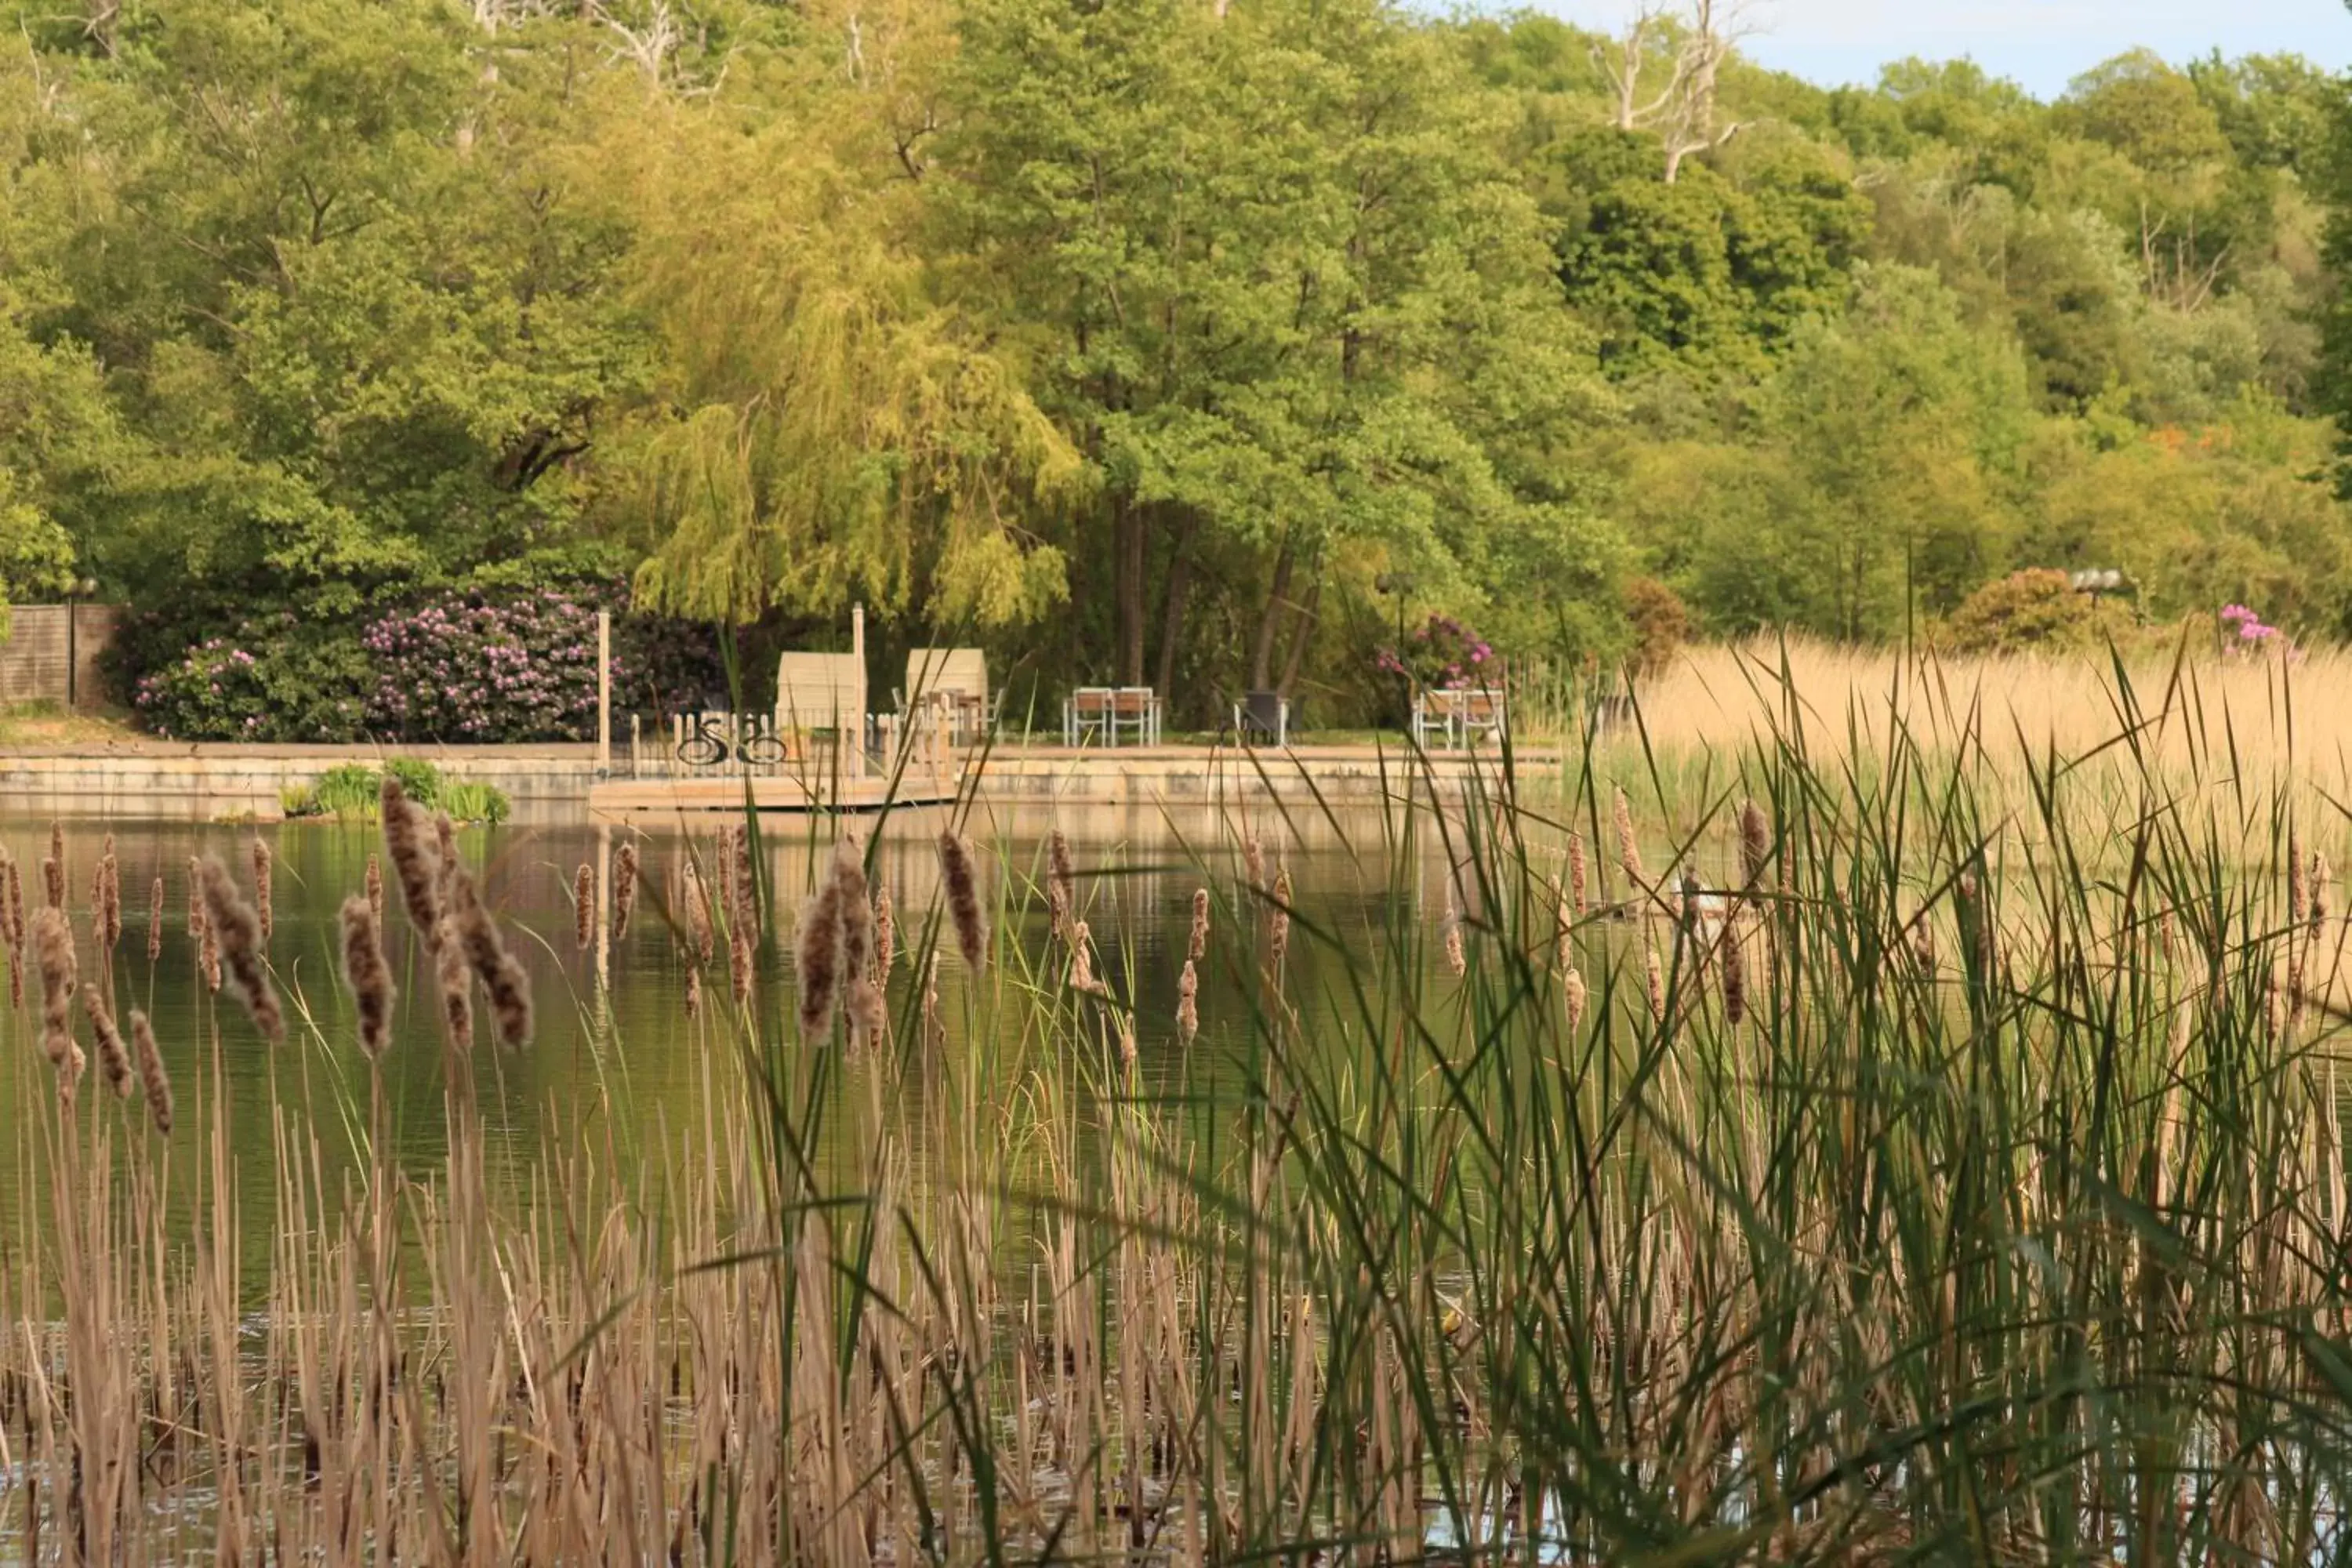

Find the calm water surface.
xmin=0 ymin=804 xmax=1498 ymax=1283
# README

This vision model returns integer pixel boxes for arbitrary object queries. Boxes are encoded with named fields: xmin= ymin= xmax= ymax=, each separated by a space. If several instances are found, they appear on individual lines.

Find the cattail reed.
xmin=835 ymin=841 xmax=872 ymax=980
xmin=920 ymin=954 xmax=942 ymax=1049
xmin=797 ymin=883 xmax=844 ymax=1042
xmin=2313 ymin=852 xmax=2332 ymax=932
xmin=1069 ymin=920 xmax=1099 ymax=995
xmin=188 ymin=857 xmax=219 ymax=993
xmin=147 ymin=873 xmax=163 ymax=964
xmin=32 ymin=906 xmax=75 ymax=1070
xmin=1177 ymin=960 xmax=1199 ymax=1044
xmin=1567 ymin=830 xmax=1588 ymax=916
xmin=733 ymin=822 xmax=757 ymax=934
xmin=938 ymin=830 xmax=987 ymax=972
xmin=381 ymin=778 xmax=442 ymax=944
xmin=683 ymin=964 xmax=703 ymax=1022
xmin=1613 ymin=786 xmax=1645 ymax=891
xmin=1911 ymin=909 xmax=1938 ymax=974
xmin=130 ymin=1011 xmax=169 ymax=1134
xmin=198 ymin=855 xmax=283 ymax=1044
xmin=2 ymin=855 xmax=16 ymax=1009
xmin=1738 ymin=799 xmax=1770 ymax=898
xmin=1442 ymin=904 xmax=1466 ymax=978
xmin=2291 ymin=828 xmax=2309 ymax=926
xmin=714 ymin=825 xmax=736 ymax=925
xmin=1563 ymin=963 xmax=1587 ymax=1033
xmin=574 ymin=863 xmax=595 ymax=951
xmin=683 ymin=861 xmax=713 ymax=963
xmin=250 ymin=835 xmax=272 ymax=946
xmin=1644 ymin=937 xmax=1665 ymax=1021
xmin=731 ymin=923 xmax=757 ymax=1008
xmin=1188 ymin=887 xmax=1210 ymax=963
xmin=874 ymin=885 xmax=895 ymax=980
xmin=1720 ymin=920 xmax=1746 ymax=1027
xmin=99 ymin=840 xmax=121 ymax=952
xmin=365 ymin=854 xmax=383 ymax=926
xmin=613 ymin=841 xmax=638 ymax=940
xmin=45 ymin=821 xmax=62 ymax=908
xmin=1269 ymin=866 xmax=1294 ymax=972
xmin=1244 ymin=834 xmax=1265 ymax=891
xmin=82 ymin=984 xmax=132 ymax=1098
xmin=340 ymin=896 xmax=394 ymax=1061
xmin=1117 ymin=1013 xmax=1137 ymax=1065
xmin=3 ymin=850 xmax=20 ymax=948
xmin=433 ymin=914 xmax=472 ymax=1051
xmin=1047 ymin=829 xmax=1076 ymax=938
xmin=448 ymin=869 xmax=532 ymax=1050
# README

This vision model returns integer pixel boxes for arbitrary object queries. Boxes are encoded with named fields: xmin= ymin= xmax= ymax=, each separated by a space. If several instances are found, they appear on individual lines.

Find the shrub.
xmin=1937 ymin=569 xmax=2134 ymax=656
xmin=121 ymin=582 xmax=724 ymax=744
xmin=1624 ymin=577 xmax=1690 ymax=677
xmin=437 ymin=780 xmax=512 ymax=825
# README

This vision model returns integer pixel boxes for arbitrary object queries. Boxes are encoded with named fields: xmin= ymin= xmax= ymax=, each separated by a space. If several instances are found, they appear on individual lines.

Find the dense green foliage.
xmin=2 ymin=0 xmax=2349 ymax=731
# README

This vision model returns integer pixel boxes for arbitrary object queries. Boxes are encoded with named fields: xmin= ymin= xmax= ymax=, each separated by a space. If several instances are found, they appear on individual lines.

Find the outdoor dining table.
xmin=1063 ymin=686 xmax=1162 ymax=746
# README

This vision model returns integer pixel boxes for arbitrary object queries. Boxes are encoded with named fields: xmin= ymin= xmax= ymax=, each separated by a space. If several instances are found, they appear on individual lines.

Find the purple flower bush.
xmin=1376 ymin=613 xmax=1501 ymax=691
xmin=129 ymin=584 xmax=724 ymax=743
xmin=2220 ymin=604 xmax=2300 ymax=661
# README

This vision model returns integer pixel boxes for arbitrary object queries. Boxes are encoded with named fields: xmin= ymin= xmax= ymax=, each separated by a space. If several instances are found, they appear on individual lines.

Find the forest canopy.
xmin=2 ymin=0 xmax=2349 ymax=735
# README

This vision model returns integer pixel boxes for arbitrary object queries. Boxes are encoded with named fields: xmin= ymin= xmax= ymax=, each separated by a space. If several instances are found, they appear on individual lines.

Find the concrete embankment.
xmin=0 ymin=742 xmax=1558 ymax=820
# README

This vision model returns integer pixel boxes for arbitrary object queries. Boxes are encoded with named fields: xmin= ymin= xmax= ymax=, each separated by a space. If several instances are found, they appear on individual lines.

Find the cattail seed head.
xmin=920 ymin=955 xmax=943 ymax=1050
xmin=82 ymin=984 xmax=132 ymax=1098
xmin=1552 ymin=873 xmax=1573 ymax=970
xmin=797 ymin=884 xmax=845 ymax=1042
xmin=447 ymin=866 xmax=532 ymax=1050
xmin=1563 ymin=964 xmax=1587 ymax=1033
xmin=1188 ymin=887 xmax=1210 ymax=963
xmin=684 ymin=964 xmax=703 ymax=1022
xmin=2313 ymin=852 xmax=2331 ymax=931
xmin=1566 ymin=831 xmax=1588 ymax=917
xmin=1269 ymin=866 xmax=1293 ymax=972
xmin=433 ymin=914 xmax=472 ymax=1051
xmin=1047 ymin=829 xmax=1077 ymax=939
xmin=1738 ymin=800 xmax=1770 ymax=897
xmin=733 ymin=823 xmax=757 ymax=934
xmin=731 ymin=923 xmax=755 ymax=1007
xmin=32 ymin=906 xmax=75 ymax=1069
xmin=339 ymin=896 xmax=395 ymax=1061
xmin=198 ymin=855 xmax=282 ymax=1044
xmin=1613 ymin=788 xmax=1646 ymax=891
xmin=1069 ymin=920 xmax=1099 ymax=995
xmin=100 ymin=843 xmax=121 ymax=953
xmin=833 ymin=840 xmax=873 ymax=989
xmin=44 ymin=822 xmax=62 ymax=909
xmin=1911 ymin=909 xmax=1938 ymax=975
xmin=574 ymin=863 xmax=595 ymax=952
xmin=683 ymin=861 xmax=713 ymax=963
xmin=250 ymin=836 xmax=272 ymax=946
xmin=1720 ymin=921 xmax=1746 ymax=1027
xmin=380 ymin=779 xmax=443 ymax=946
xmin=1177 ymin=959 xmax=1200 ymax=1045
xmin=434 ymin=813 xmax=459 ymax=911
xmin=1442 ymin=904 xmax=1467 ymax=978
xmin=938 ymin=831 xmax=987 ymax=972
xmin=365 ymin=855 xmax=384 ymax=927
xmin=1644 ymin=938 xmax=1665 ymax=1021
xmin=188 ymin=858 xmax=219 ymax=993
xmin=613 ymin=842 xmax=639 ymax=941
xmin=3 ymin=851 xmax=21 ymax=948
xmin=147 ymin=873 xmax=164 ymax=964
xmin=874 ymin=884 xmax=895 ymax=980
xmin=1117 ymin=1014 xmax=1137 ymax=1065
xmin=130 ymin=1011 xmax=170 ymax=1135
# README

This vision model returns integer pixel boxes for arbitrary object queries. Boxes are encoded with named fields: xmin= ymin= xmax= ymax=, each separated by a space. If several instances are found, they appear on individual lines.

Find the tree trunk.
xmin=1249 ymin=540 xmax=1296 ymax=691
xmin=1276 ymin=571 xmax=1323 ymax=700
xmin=1153 ymin=513 xmax=1200 ymax=701
xmin=1114 ymin=499 xmax=1147 ymax=686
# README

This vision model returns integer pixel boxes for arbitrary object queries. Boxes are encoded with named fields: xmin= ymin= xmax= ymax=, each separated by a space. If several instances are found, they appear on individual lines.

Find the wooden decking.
xmin=586 ymin=770 xmax=962 ymax=817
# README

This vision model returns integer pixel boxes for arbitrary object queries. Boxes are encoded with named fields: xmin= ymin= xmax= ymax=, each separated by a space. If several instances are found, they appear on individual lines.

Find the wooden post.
xmin=597 ymin=610 xmax=612 ymax=774
xmin=851 ymin=603 xmax=866 ymax=780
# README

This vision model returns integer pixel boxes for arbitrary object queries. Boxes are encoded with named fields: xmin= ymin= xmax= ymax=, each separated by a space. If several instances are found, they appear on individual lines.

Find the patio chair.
xmin=903 ymin=648 xmax=989 ymax=743
xmin=1232 ymin=690 xmax=1290 ymax=747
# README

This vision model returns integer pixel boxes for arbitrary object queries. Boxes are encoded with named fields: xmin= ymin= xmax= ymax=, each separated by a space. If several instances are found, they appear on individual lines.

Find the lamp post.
xmin=2070 ymin=568 xmax=2127 ymax=603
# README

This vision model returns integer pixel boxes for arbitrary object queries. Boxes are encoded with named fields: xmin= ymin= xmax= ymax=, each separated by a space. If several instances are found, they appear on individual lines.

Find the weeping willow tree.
xmin=601 ymin=50 xmax=1082 ymax=629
